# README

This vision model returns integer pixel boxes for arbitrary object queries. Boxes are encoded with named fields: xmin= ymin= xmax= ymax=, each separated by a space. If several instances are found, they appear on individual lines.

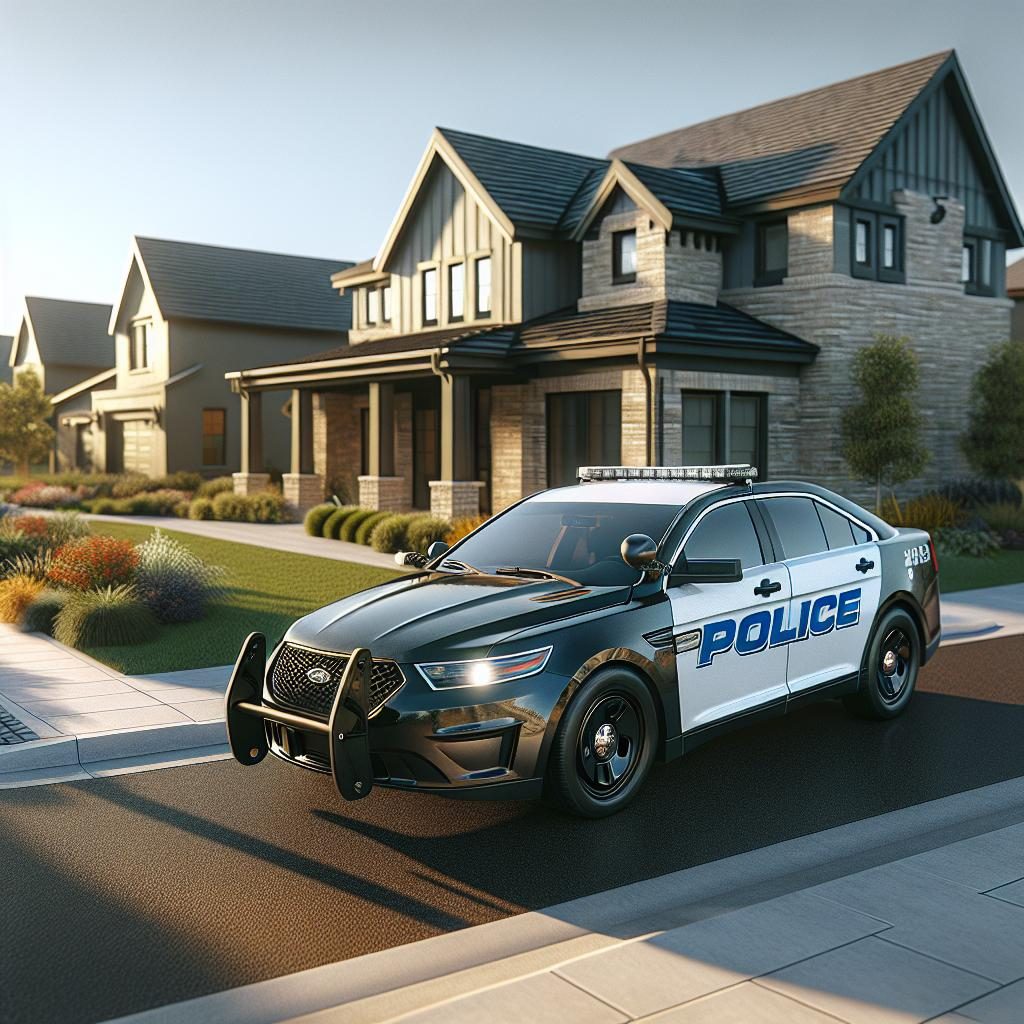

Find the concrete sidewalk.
xmin=107 ymin=776 xmax=1024 ymax=1024
xmin=941 ymin=583 xmax=1024 ymax=646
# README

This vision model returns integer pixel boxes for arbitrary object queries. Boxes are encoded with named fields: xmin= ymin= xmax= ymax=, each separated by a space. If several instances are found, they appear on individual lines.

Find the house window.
xmin=202 ymin=408 xmax=226 ymax=466
xmin=422 ymin=268 xmax=438 ymax=325
xmin=851 ymin=210 xmax=903 ymax=283
xmin=130 ymin=321 xmax=150 ymax=370
xmin=962 ymin=242 xmax=975 ymax=284
xmin=366 ymin=288 xmax=379 ymax=326
xmin=546 ymin=390 xmax=621 ymax=488
xmin=381 ymin=285 xmax=392 ymax=323
xmin=882 ymin=224 xmax=897 ymax=269
xmin=681 ymin=390 xmax=766 ymax=472
xmin=755 ymin=220 xmax=788 ymax=286
xmin=449 ymin=262 xmax=465 ymax=321
xmin=612 ymin=230 xmax=637 ymax=283
xmin=963 ymin=235 xmax=996 ymax=296
xmin=475 ymin=256 xmax=492 ymax=316
xmin=854 ymin=219 xmax=872 ymax=266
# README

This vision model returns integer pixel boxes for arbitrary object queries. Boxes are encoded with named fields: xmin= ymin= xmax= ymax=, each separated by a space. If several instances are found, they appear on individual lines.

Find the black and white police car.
xmin=226 ymin=465 xmax=940 ymax=817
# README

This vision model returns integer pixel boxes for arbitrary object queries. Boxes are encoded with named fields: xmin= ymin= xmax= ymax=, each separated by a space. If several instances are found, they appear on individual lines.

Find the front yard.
xmin=936 ymin=549 xmax=1024 ymax=595
xmin=85 ymin=523 xmax=399 ymax=674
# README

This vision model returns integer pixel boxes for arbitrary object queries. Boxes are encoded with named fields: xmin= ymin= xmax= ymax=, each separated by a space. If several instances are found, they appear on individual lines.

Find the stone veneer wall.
xmin=722 ymin=191 xmax=1012 ymax=503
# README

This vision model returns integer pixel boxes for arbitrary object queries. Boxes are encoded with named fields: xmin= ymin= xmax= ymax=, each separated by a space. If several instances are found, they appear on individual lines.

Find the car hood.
xmin=283 ymin=571 xmax=630 ymax=663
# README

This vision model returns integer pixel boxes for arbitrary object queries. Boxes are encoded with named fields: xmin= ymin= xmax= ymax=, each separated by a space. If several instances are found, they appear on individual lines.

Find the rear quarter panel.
xmin=879 ymin=528 xmax=941 ymax=659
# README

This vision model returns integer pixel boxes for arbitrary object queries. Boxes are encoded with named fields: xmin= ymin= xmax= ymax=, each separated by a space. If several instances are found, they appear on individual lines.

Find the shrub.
xmin=0 ymin=523 xmax=39 ymax=565
xmin=11 ymin=483 xmax=81 ymax=508
xmin=45 ymin=512 xmax=90 ymax=547
xmin=305 ymin=503 xmax=337 ymax=537
xmin=444 ymin=516 xmax=487 ymax=546
xmin=934 ymin=527 xmax=1001 ymax=558
xmin=2 ymin=550 xmax=55 ymax=583
xmin=10 ymin=514 xmax=50 ymax=539
xmin=884 ymin=494 xmax=963 ymax=533
xmin=962 ymin=339 xmax=1024 ymax=479
xmin=340 ymin=508 xmax=376 ymax=543
xmin=0 ymin=575 xmax=44 ymax=623
xmin=21 ymin=588 xmax=69 ymax=635
xmin=196 ymin=476 xmax=234 ymax=499
xmin=369 ymin=513 xmax=417 ymax=553
xmin=322 ymin=505 xmax=359 ymax=539
xmin=976 ymin=502 xmax=1024 ymax=551
xmin=209 ymin=490 xmax=292 ymax=523
xmin=188 ymin=497 xmax=215 ymax=520
xmin=406 ymin=515 xmax=452 ymax=553
xmin=48 ymin=536 xmax=139 ymax=590
xmin=134 ymin=529 xmax=226 ymax=623
xmin=110 ymin=474 xmax=149 ymax=498
xmin=210 ymin=492 xmax=248 ymax=521
xmin=940 ymin=478 xmax=1022 ymax=509
xmin=110 ymin=472 xmax=201 ymax=498
xmin=351 ymin=511 xmax=388 ymax=545
xmin=53 ymin=585 xmax=158 ymax=647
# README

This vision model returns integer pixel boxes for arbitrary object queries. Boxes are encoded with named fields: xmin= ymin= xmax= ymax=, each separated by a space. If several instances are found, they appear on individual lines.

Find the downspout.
xmin=637 ymin=336 xmax=653 ymax=465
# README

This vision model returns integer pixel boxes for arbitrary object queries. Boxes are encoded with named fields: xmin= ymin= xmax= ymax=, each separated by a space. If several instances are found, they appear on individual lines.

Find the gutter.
xmin=637 ymin=336 xmax=653 ymax=465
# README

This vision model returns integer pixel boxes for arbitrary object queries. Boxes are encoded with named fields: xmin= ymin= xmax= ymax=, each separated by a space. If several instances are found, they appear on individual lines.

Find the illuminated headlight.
xmin=415 ymin=647 xmax=552 ymax=690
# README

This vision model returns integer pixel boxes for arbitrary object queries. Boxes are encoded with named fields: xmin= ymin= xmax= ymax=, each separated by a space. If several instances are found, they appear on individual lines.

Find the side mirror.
xmin=426 ymin=540 xmax=450 ymax=560
xmin=670 ymin=558 xmax=743 ymax=585
xmin=621 ymin=533 xmax=660 ymax=572
xmin=395 ymin=551 xmax=429 ymax=568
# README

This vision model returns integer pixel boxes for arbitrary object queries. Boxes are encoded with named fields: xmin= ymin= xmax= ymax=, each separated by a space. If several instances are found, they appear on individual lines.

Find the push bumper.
xmin=225 ymin=632 xmax=375 ymax=802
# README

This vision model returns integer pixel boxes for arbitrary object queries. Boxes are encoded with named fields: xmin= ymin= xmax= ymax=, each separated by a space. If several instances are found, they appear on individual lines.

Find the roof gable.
xmin=22 ymin=297 xmax=114 ymax=369
xmin=1007 ymin=257 xmax=1024 ymax=296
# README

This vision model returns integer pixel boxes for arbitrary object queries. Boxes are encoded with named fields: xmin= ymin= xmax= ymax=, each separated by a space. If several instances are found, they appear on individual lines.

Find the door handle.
xmin=754 ymin=578 xmax=782 ymax=597
xmin=855 ymin=557 xmax=875 ymax=574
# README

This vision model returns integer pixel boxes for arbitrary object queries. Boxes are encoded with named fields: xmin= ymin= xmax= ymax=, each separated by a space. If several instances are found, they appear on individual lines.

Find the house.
xmin=0 ymin=335 xmax=12 ymax=385
xmin=227 ymin=50 xmax=1021 ymax=515
xmin=1008 ymin=257 xmax=1024 ymax=340
xmin=91 ymin=236 xmax=352 ymax=480
xmin=8 ymin=297 xmax=115 ymax=471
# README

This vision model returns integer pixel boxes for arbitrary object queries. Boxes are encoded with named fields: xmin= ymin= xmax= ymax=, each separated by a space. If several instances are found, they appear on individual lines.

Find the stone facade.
xmin=429 ymin=480 xmax=485 ymax=519
xmin=358 ymin=475 xmax=406 ymax=511
xmin=283 ymin=472 xmax=325 ymax=513
xmin=313 ymin=392 xmax=363 ymax=503
xmin=232 ymin=472 xmax=271 ymax=496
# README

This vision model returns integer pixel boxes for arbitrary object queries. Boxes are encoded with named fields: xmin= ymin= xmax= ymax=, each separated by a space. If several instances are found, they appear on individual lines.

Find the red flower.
xmin=12 ymin=516 xmax=49 ymax=537
xmin=47 ymin=536 xmax=139 ymax=591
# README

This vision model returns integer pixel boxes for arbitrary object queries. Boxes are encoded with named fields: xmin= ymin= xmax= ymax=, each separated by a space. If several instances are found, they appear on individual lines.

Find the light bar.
xmin=577 ymin=465 xmax=758 ymax=483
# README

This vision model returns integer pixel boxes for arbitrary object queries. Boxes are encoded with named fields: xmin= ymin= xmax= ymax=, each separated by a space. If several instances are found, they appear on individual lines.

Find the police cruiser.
xmin=226 ymin=466 xmax=940 ymax=817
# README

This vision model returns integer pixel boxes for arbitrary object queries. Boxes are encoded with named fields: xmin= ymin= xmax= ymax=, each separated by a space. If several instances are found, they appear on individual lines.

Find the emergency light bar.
xmin=577 ymin=465 xmax=758 ymax=483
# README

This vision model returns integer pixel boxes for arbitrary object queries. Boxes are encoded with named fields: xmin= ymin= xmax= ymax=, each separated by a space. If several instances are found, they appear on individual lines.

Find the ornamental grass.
xmin=53 ymin=585 xmax=158 ymax=647
xmin=0 ymin=575 xmax=45 ymax=623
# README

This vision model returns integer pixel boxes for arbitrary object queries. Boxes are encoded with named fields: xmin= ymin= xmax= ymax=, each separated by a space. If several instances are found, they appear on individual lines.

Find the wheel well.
xmin=877 ymin=594 xmax=927 ymax=654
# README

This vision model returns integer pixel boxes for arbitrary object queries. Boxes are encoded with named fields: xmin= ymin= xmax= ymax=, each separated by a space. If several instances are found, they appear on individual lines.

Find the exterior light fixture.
xmin=930 ymin=195 xmax=948 ymax=224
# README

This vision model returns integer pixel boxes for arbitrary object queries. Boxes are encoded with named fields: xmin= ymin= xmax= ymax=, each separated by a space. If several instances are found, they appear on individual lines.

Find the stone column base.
xmin=429 ymin=480 xmax=484 ymax=520
xmin=232 ymin=472 xmax=271 ymax=497
xmin=283 ymin=473 xmax=325 ymax=513
xmin=358 ymin=475 xmax=408 ymax=512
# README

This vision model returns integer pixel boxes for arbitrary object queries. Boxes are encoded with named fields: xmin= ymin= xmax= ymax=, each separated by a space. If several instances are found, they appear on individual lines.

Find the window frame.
xmin=612 ymin=229 xmax=637 ymax=284
xmin=963 ymin=233 xmax=995 ymax=296
xmin=682 ymin=499 xmax=766 ymax=571
xmin=448 ymin=261 xmax=465 ymax=323
xmin=680 ymin=389 xmax=768 ymax=476
xmin=421 ymin=267 xmax=439 ymax=327
xmin=381 ymin=284 xmax=392 ymax=324
xmin=850 ymin=208 xmax=904 ymax=284
xmin=201 ymin=407 xmax=227 ymax=467
xmin=129 ymin=320 xmax=151 ymax=371
xmin=474 ymin=256 xmax=492 ymax=317
xmin=755 ymin=219 xmax=788 ymax=287
xmin=545 ymin=389 xmax=622 ymax=488
xmin=365 ymin=287 xmax=379 ymax=326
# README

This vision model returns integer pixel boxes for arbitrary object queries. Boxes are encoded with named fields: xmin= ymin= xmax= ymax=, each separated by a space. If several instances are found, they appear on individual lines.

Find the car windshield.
xmin=447 ymin=501 xmax=680 ymax=587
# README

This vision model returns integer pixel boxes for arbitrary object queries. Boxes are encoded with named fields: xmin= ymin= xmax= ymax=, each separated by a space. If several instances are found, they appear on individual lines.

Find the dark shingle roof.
xmin=1007 ymin=257 xmax=1024 ymax=296
xmin=623 ymin=163 xmax=724 ymax=220
xmin=610 ymin=51 xmax=952 ymax=206
xmin=24 ymin=298 xmax=114 ymax=369
xmin=0 ymin=335 xmax=12 ymax=384
xmin=135 ymin=236 xmax=353 ymax=333
xmin=439 ymin=127 xmax=608 ymax=232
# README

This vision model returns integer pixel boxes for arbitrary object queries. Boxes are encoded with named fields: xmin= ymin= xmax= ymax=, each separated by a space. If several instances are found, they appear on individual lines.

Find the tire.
xmin=545 ymin=666 xmax=658 ymax=818
xmin=843 ymin=607 xmax=921 ymax=720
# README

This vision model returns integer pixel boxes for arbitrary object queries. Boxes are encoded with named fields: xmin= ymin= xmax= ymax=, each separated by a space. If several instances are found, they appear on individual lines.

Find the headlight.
xmin=415 ymin=647 xmax=552 ymax=690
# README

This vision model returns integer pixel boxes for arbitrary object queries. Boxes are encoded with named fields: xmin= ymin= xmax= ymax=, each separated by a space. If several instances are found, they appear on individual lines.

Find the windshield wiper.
xmin=494 ymin=566 xmax=582 ymax=587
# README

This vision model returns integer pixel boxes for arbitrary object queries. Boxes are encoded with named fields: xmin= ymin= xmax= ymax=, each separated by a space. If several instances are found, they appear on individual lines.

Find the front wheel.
xmin=545 ymin=667 xmax=657 ymax=818
xmin=844 ymin=607 xmax=920 ymax=720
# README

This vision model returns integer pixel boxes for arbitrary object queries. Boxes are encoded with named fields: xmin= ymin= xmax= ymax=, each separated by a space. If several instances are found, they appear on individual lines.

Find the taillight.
xmin=929 ymin=535 xmax=939 ymax=573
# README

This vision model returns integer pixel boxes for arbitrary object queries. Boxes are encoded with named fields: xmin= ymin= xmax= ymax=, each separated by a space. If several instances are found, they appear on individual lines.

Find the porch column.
xmin=358 ymin=381 xmax=406 ymax=511
xmin=430 ymin=374 xmax=483 ymax=520
xmin=283 ymin=388 xmax=324 ymax=512
xmin=233 ymin=390 xmax=271 ymax=495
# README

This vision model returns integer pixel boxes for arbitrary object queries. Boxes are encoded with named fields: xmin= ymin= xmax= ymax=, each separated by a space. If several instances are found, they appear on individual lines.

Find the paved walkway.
xmin=942 ymin=582 xmax=1024 ymax=645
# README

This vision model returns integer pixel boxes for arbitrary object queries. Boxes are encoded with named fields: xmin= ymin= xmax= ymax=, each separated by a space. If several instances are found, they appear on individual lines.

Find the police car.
xmin=225 ymin=466 xmax=940 ymax=818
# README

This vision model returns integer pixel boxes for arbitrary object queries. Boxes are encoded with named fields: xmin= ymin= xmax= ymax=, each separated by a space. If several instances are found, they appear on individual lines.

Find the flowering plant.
xmin=47 ymin=535 xmax=139 ymax=590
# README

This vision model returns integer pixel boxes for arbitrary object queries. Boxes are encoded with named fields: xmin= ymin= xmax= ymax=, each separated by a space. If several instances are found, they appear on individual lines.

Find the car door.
xmin=669 ymin=499 xmax=792 ymax=733
xmin=757 ymin=495 xmax=881 ymax=696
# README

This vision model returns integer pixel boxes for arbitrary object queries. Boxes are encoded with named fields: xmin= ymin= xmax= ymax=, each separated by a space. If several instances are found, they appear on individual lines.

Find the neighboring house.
xmin=92 ymin=236 xmax=352 ymax=479
xmin=8 ymin=297 xmax=115 ymax=472
xmin=227 ymin=50 xmax=1021 ymax=515
xmin=1008 ymin=257 xmax=1024 ymax=340
xmin=0 ymin=335 xmax=12 ymax=385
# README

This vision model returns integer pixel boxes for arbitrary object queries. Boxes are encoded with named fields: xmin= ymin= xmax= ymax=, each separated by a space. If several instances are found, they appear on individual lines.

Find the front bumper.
xmin=226 ymin=634 xmax=567 ymax=802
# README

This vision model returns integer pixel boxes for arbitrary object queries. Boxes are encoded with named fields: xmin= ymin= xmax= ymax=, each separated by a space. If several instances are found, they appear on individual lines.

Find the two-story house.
xmin=227 ymin=50 xmax=1021 ymax=514
xmin=91 ymin=236 xmax=352 ymax=479
xmin=9 ymin=297 xmax=115 ymax=471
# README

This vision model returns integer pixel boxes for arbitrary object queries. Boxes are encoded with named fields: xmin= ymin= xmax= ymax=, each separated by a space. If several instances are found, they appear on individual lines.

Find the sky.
xmin=1 ymin=0 xmax=1023 ymax=335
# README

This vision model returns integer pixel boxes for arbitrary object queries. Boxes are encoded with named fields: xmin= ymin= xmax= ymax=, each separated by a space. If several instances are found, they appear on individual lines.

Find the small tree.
xmin=841 ymin=334 xmax=929 ymax=511
xmin=961 ymin=339 xmax=1024 ymax=481
xmin=0 ymin=369 xmax=55 ymax=475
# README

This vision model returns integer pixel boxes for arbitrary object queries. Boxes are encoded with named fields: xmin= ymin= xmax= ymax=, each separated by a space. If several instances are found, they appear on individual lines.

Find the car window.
xmin=683 ymin=501 xmax=764 ymax=570
xmin=759 ymin=496 xmax=829 ymax=559
xmin=851 ymin=521 xmax=871 ymax=544
xmin=816 ymin=502 xmax=857 ymax=549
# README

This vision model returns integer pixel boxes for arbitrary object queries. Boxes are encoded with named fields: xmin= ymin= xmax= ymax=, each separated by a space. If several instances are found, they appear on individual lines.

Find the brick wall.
xmin=313 ymin=392 xmax=363 ymax=504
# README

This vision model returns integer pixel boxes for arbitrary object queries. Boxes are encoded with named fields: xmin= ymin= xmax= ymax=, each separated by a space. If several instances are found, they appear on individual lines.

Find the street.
xmin=2 ymin=634 xmax=1023 ymax=1024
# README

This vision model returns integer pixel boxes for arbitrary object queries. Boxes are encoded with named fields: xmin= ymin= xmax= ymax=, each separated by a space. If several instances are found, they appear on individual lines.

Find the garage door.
xmin=122 ymin=421 xmax=155 ymax=475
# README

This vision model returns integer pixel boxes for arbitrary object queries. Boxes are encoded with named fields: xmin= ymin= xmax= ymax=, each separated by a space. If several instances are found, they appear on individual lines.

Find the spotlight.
xmin=930 ymin=195 xmax=948 ymax=224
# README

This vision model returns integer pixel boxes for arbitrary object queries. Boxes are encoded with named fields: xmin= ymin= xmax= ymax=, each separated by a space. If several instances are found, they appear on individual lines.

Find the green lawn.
xmin=84 ymin=523 xmax=400 ymax=675
xmin=938 ymin=548 xmax=1024 ymax=594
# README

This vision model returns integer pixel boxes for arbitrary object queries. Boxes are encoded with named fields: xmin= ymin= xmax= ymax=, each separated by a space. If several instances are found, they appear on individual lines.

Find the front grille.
xmin=269 ymin=643 xmax=405 ymax=719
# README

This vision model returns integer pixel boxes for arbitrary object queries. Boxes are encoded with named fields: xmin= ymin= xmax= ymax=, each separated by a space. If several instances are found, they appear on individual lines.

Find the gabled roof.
xmin=125 ymin=236 xmax=353 ymax=333
xmin=623 ymin=163 xmax=724 ymax=222
xmin=1007 ymin=257 xmax=1024 ymax=297
xmin=611 ymin=51 xmax=954 ymax=208
xmin=19 ymin=298 xmax=113 ymax=369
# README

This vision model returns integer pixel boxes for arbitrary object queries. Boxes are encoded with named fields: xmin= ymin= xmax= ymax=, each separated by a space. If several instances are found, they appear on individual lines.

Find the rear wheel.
xmin=844 ymin=607 xmax=920 ymax=720
xmin=545 ymin=667 xmax=657 ymax=818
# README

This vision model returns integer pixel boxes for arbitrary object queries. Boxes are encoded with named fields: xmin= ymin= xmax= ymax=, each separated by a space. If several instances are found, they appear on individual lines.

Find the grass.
xmin=82 ymin=523 xmax=400 ymax=675
xmin=938 ymin=549 xmax=1024 ymax=594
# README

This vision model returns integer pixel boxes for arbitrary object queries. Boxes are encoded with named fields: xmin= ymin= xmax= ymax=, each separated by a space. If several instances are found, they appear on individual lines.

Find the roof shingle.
xmin=1007 ymin=257 xmax=1024 ymax=296
xmin=23 ymin=298 xmax=114 ymax=369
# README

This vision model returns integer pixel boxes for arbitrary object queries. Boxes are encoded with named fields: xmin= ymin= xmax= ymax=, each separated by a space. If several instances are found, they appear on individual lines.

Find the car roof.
xmin=531 ymin=480 xmax=726 ymax=505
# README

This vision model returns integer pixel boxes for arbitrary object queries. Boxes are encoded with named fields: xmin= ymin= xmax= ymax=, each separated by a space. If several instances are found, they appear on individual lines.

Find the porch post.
xmin=283 ymin=388 xmax=324 ymax=512
xmin=233 ymin=389 xmax=271 ymax=495
xmin=358 ymin=381 xmax=406 ymax=510
xmin=430 ymin=374 xmax=483 ymax=520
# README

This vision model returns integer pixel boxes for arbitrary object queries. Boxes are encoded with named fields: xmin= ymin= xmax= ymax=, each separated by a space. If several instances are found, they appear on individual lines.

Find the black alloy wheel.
xmin=577 ymin=693 xmax=644 ymax=798
xmin=844 ymin=607 xmax=920 ymax=720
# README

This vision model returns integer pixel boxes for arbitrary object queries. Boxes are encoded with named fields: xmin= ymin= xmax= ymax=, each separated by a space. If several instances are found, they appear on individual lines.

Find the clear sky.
xmin=1 ymin=0 xmax=1022 ymax=335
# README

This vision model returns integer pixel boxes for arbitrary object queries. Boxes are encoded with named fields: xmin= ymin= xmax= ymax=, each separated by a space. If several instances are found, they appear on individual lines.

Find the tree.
xmin=840 ymin=334 xmax=929 ymax=512
xmin=0 ymin=369 xmax=55 ymax=475
xmin=961 ymin=339 xmax=1024 ymax=480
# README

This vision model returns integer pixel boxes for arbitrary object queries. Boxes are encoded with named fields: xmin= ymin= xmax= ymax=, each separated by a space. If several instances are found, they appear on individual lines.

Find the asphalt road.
xmin=3 ymin=634 xmax=1024 ymax=1024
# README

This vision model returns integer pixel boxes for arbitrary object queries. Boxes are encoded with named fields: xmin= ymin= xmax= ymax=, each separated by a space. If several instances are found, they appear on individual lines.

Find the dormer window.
xmin=449 ymin=263 xmax=465 ymax=322
xmin=422 ymin=268 xmax=438 ymax=326
xmin=366 ymin=288 xmax=379 ymax=326
xmin=475 ymin=257 xmax=492 ymax=316
xmin=612 ymin=230 xmax=637 ymax=284
xmin=382 ymin=285 xmax=392 ymax=323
